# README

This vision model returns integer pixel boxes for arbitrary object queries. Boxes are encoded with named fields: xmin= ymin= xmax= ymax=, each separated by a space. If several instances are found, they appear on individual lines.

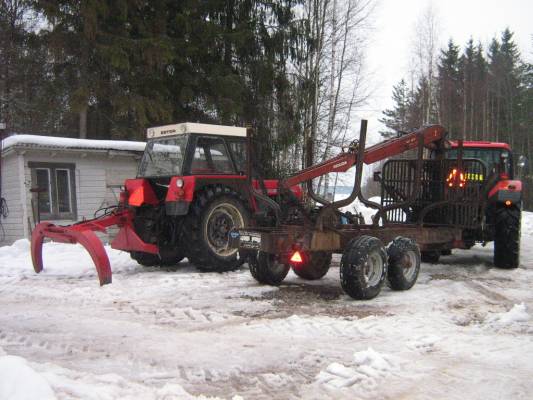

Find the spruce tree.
xmin=379 ymin=79 xmax=411 ymax=138
xmin=438 ymin=39 xmax=461 ymax=137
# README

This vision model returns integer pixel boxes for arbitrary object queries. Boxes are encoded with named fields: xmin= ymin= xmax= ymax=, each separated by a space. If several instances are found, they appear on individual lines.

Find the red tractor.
xmin=31 ymin=123 xmax=301 ymax=284
xmin=422 ymin=140 xmax=522 ymax=267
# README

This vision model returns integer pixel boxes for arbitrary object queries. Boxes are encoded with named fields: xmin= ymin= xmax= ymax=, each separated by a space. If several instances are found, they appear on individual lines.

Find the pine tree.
xmin=379 ymin=79 xmax=412 ymax=138
xmin=437 ymin=39 xmax=461 ymax=137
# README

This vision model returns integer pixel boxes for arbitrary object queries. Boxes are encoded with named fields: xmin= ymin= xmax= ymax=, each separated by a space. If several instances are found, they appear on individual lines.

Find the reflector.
xmin=128 ymin=187 xmax=145 ymax=206
xmin=290 ymin=250 xmax=303 ymax=264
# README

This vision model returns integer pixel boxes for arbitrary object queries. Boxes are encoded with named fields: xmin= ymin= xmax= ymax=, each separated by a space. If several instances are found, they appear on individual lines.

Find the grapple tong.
xmin=31 ymin=209 xmax=157 ymax=285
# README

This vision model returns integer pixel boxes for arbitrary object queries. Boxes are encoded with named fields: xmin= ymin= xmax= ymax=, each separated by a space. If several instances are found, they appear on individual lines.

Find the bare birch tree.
xmin=411 ymin=3 xmax=440 ymax=125
xmin=289 ymin=0 xmax=374 ymax=197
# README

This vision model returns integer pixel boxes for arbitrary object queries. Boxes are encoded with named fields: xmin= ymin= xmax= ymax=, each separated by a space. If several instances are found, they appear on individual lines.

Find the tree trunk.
xmin=79 ymin=107 xmax=87 ymax=139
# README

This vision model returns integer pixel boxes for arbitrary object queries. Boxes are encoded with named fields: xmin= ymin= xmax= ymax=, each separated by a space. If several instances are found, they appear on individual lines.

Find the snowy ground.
xmin=1 ymin=214 xmax=532 ymax=399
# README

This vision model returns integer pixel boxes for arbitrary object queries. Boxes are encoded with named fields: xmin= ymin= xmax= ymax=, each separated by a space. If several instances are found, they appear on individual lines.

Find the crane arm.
xmin=282 ymin=125 xmax=446 ymax=189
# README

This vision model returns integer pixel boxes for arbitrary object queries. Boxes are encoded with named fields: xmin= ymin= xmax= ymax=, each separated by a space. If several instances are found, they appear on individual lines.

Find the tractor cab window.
xmin=191 ymin=137 xmax=234 ymax=174
xmin=446 ymin=148 xmax=512 ymax=177
xmin=227 ymin=140 xmax=247 ymax=174
xmin=138 ymin=135 xmax=187 ymax=177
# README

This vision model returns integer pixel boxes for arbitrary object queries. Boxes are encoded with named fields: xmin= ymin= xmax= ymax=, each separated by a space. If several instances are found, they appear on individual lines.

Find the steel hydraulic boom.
xmin=281 ymin=125 xmax=446 ymax=189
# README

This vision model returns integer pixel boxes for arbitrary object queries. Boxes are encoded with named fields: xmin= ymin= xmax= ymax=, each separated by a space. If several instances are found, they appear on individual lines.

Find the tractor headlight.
xmin=176 ymin=178 xmax=184 ymax=188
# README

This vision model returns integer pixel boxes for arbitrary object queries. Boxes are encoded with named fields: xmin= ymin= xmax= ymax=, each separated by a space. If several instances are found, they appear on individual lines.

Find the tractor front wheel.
xmin=340 ymin=236 xmax=388 ymax=300
xmin=494 ymin=206 xmax=521 ymax=269
xmin=130 ymin=249 xmax=184 ymax=267
xmin=185 ymin=187 xmax=249 ymax=272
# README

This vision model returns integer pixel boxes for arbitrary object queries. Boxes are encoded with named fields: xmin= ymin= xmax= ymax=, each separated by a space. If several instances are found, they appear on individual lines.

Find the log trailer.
xmin=229 ymin=120 xmax=522 ymax=300
xmin=29 ymin=121 xmax=522 ymax=300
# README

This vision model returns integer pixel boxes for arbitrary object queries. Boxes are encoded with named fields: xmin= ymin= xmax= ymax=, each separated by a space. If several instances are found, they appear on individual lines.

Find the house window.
xmin=29 ymin=162 xmax=77 ymax=220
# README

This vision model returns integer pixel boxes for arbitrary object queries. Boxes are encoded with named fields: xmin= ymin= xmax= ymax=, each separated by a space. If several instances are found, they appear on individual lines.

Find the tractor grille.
xmin=380 ymin=159 xmax=487 ymax=228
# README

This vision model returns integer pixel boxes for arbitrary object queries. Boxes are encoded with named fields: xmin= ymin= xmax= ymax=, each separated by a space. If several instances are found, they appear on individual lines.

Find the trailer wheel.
xmin=386 ymin=237 xmax=420 ymax=290
xmin=340 ymin=236 xmax=388 ymax=300
xmin=185 ymin=186 xmax=249 ymax=272
xmin=421 ymin=251 xmax=440 ymax=263
xmin=292 ymin=251 xmax=332 ymax=280
xmin=249 ymin=251 xmax=289 ymax=285
xmin=494 ymin=206 xmax=521 ymax=269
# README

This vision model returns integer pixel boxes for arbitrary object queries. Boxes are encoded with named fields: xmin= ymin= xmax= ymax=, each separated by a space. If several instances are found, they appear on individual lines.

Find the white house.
xmin=0 ymin=135 xmax=146 ymax=245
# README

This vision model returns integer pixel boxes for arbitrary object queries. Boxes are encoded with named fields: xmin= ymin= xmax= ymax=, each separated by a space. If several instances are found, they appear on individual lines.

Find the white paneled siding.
xmin=0 ymin=152 xmax=25 ymax=243
xmin=0 ymin=148 xmax=141 ymax=245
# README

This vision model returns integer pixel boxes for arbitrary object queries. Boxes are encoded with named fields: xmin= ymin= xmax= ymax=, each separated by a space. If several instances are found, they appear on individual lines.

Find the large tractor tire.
xmin=340 ymin=236 xmax=388 ymax=300
xmin=185 ymin=186 xmax=249 ymax=272
xmin=494 ymin=206 xmax=521 ymax=269
xmin=249 ymin=251 xmax=290 ymax=285
xmin=130 ymin=249 xmax=184 ymax=267
xmin=292 ymin=251 xmax=332 ymax=280
xmin=386 ymin=237 xmax=420 ymax=290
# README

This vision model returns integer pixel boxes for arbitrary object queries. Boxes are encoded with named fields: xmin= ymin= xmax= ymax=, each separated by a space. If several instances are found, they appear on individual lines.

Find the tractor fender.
xmin=488 ymin=180 xmax=522 ymax=204
xmin=165 ymin=176 xmax=196 ymax=215
xmin=125 ymin=179 xmax=159 ymax=206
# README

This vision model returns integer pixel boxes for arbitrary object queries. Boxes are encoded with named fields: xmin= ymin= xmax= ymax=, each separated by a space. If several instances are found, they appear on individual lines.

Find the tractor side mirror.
xmin=517 ymin=155 xmax=528 ymax=169
xmin=517 ymin=155 xmax=528 ymax=178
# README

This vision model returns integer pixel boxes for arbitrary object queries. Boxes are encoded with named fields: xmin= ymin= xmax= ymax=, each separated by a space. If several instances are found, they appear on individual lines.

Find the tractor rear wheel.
xmin=340 ymin=236 xmax=388 ymax=300
xmin=494 ymin=206 xmax=521 ymax=269
xmin=249 ymin=251 xmax=289 ymax=285
xmin=292 ymin=251 xmax=332 ymax=280
xmin=387 ymin=237 xmax=420 ymax=290
xmin=185 ymin=186 xmax=249 ymax=272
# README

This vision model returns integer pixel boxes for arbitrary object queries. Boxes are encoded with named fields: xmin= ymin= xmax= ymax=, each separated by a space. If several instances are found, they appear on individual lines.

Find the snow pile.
xmin=522 ymin=211 xmax=533 ymax=234
xmin=0 ymin=354 xmax=57 ymax=400
xmin=0 ymin=239 xmax=139 ymax=279
xmin=2 ymin=134 xmax=146 ymax=152
xmin=40 ymin=365 xmax=223 ymax=400
xmin=315 ymin=348 xmax=398 ymax=391
xmin=484 ymin=303 xmax=530 ymax=330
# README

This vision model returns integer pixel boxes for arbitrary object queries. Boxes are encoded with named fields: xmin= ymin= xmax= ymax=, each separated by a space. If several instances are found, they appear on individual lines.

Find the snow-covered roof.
xmin=2 ymin=134 xmax=146 ymax=153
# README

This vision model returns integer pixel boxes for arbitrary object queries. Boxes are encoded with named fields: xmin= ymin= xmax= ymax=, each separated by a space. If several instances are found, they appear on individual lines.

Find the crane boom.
xmin=282 ymin=125 xmax=446 ymax=189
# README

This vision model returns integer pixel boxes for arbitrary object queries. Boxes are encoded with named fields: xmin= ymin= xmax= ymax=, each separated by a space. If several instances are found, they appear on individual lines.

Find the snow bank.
xmin=522 ymin=211 xmax=533 ymax=237
xmin=2 ymin=134 xmax=145 ymax=152
xmin=0 ymin=355 xmax=56 ymax=400
xmin=484 ymin=303 xmax=530 ymax=329
xmin=0 ymin=239 xmax=139 ymax=279
xmin=39 ymin=363 xmax=238 ymax=400
xmin=315 ymin=348 xmax=398 ymax=391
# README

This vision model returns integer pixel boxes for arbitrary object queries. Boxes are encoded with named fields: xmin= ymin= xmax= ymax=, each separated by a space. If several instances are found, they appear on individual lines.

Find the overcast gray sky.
xmin=362 ymin=0 xmax=532 ymax=138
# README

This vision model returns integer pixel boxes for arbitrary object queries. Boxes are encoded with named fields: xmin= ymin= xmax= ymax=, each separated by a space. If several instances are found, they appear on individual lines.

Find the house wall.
xmin=0 ymin=149 xmax=141 ymax=245
xmin=0 ymin=152 xmax=25 ymax=244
